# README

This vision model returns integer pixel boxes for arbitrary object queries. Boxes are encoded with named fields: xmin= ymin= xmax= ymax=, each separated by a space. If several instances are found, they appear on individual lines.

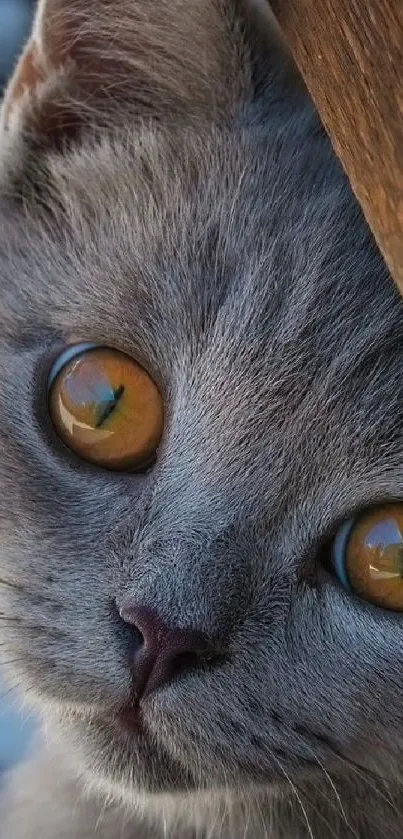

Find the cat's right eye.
xmin=331 ymin=504 xmax=403 ymax=611
xmin=48 ymin=344 xmax=164 ymax=471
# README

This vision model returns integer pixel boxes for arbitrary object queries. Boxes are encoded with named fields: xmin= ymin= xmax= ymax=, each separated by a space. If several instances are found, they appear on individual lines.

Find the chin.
xmin=62 ymin=709 xmax=308 ymax=814
xmin=63 ymin=710 xmax=201 ymax=801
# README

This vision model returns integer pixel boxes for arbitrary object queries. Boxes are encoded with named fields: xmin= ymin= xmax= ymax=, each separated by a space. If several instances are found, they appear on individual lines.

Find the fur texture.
xmin=0 ymin=0 xmax=403 ymax=836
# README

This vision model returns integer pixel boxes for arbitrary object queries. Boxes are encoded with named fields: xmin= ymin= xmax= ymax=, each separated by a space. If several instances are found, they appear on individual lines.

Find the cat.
xmin=1 ymin=0 xmax=403 ymax=836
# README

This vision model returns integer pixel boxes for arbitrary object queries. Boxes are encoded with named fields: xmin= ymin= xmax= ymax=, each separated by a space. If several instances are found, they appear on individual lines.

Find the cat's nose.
xmin=118 ymin=603 xmax=218 ymax=699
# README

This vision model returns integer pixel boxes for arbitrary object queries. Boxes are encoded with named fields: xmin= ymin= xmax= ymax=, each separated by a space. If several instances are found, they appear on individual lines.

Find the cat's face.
xmin=1 ymin=0 xmax=403 ymax=806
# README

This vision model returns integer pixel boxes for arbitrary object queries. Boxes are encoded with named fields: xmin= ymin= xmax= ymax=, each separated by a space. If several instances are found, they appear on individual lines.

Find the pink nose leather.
xmin=118 ymin=604 xmax=216 ymax=698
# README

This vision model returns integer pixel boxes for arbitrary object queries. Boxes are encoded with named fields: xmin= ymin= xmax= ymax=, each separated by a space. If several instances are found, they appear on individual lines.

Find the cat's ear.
xmin=0 ymin=0 xmax=245 ymax=175
xmin=2 ymin=0 xmax=98 ymax=149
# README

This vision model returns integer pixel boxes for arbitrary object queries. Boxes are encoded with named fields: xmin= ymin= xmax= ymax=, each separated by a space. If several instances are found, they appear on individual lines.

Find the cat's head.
xmin=1 ymin=0 xmax=403 ymax=810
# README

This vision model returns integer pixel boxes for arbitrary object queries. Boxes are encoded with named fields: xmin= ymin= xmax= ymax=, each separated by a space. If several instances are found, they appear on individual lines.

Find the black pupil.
xmin=95 ymin=385 xmax=125 ymax=428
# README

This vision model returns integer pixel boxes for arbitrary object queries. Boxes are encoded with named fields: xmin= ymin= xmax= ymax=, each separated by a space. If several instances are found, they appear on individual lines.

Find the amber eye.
xmin=48 ymin=344 xmax=163 ymax=470
xmin=332 ymin=504 xmax=403 ymax=611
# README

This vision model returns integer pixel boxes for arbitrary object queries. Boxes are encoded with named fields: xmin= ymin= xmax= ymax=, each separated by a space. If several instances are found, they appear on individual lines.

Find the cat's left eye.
xmin=48 ymin=344 xmax=164 ymax=471
xmin=331 ymin=504 xmax=403 ymax=611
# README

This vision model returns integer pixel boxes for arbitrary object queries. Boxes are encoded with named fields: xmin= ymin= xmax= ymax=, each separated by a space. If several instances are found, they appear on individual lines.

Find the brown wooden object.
xmin=269 ymin=0 xmax=403 ymax=293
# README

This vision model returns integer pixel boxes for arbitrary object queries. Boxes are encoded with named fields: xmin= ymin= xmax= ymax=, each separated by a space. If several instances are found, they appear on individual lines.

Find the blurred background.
xmin=0 ymin=0 xmax=37 ymax=780
xmin=0 ymin=0 xmax=34 ymax=93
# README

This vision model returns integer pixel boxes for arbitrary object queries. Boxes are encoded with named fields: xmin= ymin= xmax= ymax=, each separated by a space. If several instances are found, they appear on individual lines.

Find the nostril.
xmin=116 ymin=602 xmax=219 ymax=699
xmin=118 ymin=603 xmax=163 ymax=653
xmin=172 ymin=650 xmax=203 ymax=673
xmin=160 ymin=649 xmax=203 ymax=685
xmin=129 ymin=624 xmax=144 ymax=652
xmin=112 ymin=602 xmax=144 ymax=651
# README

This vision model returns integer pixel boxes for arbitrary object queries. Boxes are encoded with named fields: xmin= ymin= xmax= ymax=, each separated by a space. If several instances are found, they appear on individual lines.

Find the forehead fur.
xmin=0 ymin=112 xmax=400 ymax=519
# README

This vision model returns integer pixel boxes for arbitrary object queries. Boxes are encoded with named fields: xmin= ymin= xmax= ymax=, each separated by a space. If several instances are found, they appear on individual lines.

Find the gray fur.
xmin=0 ymin=0 xmax=403 ymax=836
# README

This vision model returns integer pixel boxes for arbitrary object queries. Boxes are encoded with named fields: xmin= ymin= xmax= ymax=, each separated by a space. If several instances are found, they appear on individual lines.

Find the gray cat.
xmin=1 ymin=0 xmax=403 ymax=836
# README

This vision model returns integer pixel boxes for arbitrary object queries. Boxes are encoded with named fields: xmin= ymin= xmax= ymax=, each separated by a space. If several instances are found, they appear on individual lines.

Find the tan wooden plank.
xmin=269 ymin=0 xmax=403 ymax=292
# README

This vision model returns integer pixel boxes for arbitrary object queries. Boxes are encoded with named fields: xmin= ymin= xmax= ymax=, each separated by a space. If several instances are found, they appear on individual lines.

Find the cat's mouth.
xmin=71 ymin=691 xmax=327 ymax=796
xmin=114 ymin=699 xmax=144 ymax=733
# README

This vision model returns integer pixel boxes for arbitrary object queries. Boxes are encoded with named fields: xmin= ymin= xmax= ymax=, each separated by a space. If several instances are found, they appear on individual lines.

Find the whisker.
xmin=331 ymin=750 xmax=403 ymax=819
xmin=0 ymin=658 xmax=25 ymax=668
xmin=0 ymin=577 xmax=24 ymax=591
xmin=293 ymin=782 xmax=343 ymax=839
xmin=270 ymin=751 xmax=315 ymax=839
xmin=4 ymin=680 xmax=37 ymax=709
xmin=0 ymin=615 xmax=21 ymax=622
xmin=253 ymin=792 xmax=268 ymax=839
xmin=302 ymin=745 xmax=350 ymax=831
xmin=0 ymin=682 xmax=21 ymax=702
xmin=0 ymin=619 xmax=67 ymax=640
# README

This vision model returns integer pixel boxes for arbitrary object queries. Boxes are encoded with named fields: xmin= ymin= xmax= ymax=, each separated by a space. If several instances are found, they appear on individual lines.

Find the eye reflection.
xmin=363 ymin=519 xmax=403 ymax=581
xmin=332 ymin=504 xmax=403 ymax=611
xmin=48 ymin=345 xmax=164 ymax=471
